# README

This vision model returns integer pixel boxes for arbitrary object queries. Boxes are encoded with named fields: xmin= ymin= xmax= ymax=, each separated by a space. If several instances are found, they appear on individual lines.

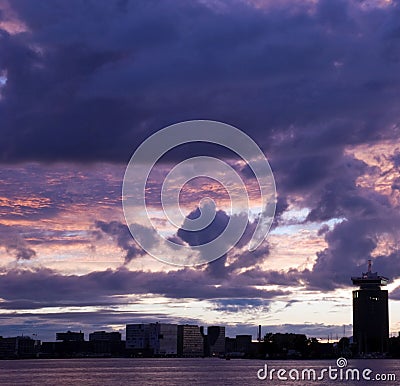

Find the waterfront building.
xmin=351 ymin=260 xmax=389 ymax=354
xmin=207 ymin=326 xmax=225 ymax=356
xmin=177 ymin=324 xmax=204 ymax=357
xmin=0 ymin=336 xmax=40 ymax=359
xmin=149 ymin=323 xmax=178 ymax=356
xmin=56 ymin=331 xmax=84 ymax=342
xmin=89 ymin=331 xmax=121 ymax=342
xmin=126 ymin=324 xmax=150 ymax=350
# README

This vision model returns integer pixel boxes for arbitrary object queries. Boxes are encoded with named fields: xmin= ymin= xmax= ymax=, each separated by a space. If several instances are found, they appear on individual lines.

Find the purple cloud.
xmin=1 ymin=0 xmax=400 ymax=339
xmin=95 ymin=220 xmax=145 ymax=264
xmin=0 ymin=0 xmax=398 ymax=164
xmin=0 ymin=266 xmax=289 ymax=305
xmin=0 ymin=224 xmax=36 ymax=260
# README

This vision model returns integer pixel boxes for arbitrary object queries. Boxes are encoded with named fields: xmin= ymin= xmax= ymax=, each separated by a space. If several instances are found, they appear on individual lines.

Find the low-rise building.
xmin=0 ymin=336 xmax=40 ymax=359
xmin=56 ymin=331 xmax=84 ymax=342
xmin=89 ymin=331 xmax=121 ymax=342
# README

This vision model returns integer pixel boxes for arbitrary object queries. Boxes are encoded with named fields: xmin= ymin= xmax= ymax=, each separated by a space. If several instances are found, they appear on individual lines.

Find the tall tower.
xmin=351 ymin=260 xmax=389 ymax=355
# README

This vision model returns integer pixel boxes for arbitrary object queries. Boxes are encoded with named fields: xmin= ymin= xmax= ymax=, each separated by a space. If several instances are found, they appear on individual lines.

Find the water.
xmin=0 ymin=358 xmax=398 ymax=385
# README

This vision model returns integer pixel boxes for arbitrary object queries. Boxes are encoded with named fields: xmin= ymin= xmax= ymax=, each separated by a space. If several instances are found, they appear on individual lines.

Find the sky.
xmin=0 ymin=0 xmax=400 ymax=342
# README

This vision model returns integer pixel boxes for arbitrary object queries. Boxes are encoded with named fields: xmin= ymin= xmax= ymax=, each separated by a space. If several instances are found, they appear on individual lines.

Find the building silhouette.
xmin=0 ymin=336 xmax=40 ymax=359
xmin=177 ymin=325 xmax=204 ymax=357
xmin=88 ymin=331 xmax=124 ymax=356
xmin=126 ymin=323 xmax=179 ymax=356
xmin=351 ymin=260 xmax=389 ymax=355
xmin=56 ymin=331 xmax=84 ymax=342
xmin=206 ymin=326 xmax=225 ymax=356
xmin=149 ymin=323 xmax=178 ymax=356
xmin=89 ymin=331 xmax=121 ymax=342
xmin=126 ymin=324 xmax=151 ymax=355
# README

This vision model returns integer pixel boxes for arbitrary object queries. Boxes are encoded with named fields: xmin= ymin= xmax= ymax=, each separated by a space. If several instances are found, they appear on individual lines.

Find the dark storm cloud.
xmin=177 ymin=205 xmax=229 ymax=247
xmin=0 ymin=0 xmax=399 ymax=163
xmin=245 ymin=209 xmax=400 ymax=292
xmin=0 ymin=0 xmax=399 ymax=302
xmin=300 ymin=182 xmax=400 ymax=290
xmin=270 ymin=195 xmax=289 ymax=228
xmin=0 ymin=299 xmax=118 ymax=310
xmin=235 ymin=267 xmax=300 ymax=287
xmin=174 ymin=203 xmax=270 ymax=278
xmin=391 ymin=150 xmax=400 ymax=167
xmin=0 ymin=266 xmax=288 ymax=306
xmin=269 ymin=137 xmax=400 ymax=290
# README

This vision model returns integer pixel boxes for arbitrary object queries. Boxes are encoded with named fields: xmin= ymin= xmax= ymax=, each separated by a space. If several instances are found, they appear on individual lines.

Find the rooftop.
xmin=351 ymin=260 xmax=389 ymax=289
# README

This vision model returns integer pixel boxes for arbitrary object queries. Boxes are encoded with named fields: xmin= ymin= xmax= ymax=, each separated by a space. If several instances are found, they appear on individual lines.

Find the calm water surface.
xmin=0 ymin=358 xmax=398 ymax=385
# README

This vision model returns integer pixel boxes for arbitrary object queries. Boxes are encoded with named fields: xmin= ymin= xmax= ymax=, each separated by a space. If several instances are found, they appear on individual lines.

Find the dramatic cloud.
xmin=0 ymin=266 xmax=288 ymax=305
xmin=177 ymin=206 xmax=229 ymax=247
xmin=0 ymin=0 xmax=399 ymax=163
xmin=0 ymin=224 xmax=36 ymax=260
xmin=95 ymin=220 xmax=145 ymax=264
xmin=1 ymin=0 xmax=400 ymax=338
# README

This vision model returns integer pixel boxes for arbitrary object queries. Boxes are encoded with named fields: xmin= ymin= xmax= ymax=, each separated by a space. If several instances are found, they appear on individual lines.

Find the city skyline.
xmin=0 ymin=321 xmax=353 ymax=343
xmin=0 ymin=266 xmax=395 ymax=343
xmin=1 ymin=0 xmax=400 ymax=343
xmin=2 ymin=318 xmax=400 ymax=359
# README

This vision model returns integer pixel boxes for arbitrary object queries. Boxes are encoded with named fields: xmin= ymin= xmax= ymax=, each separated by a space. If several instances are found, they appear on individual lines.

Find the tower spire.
xmin=352 ymin=260 xmax=388 ymax=289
